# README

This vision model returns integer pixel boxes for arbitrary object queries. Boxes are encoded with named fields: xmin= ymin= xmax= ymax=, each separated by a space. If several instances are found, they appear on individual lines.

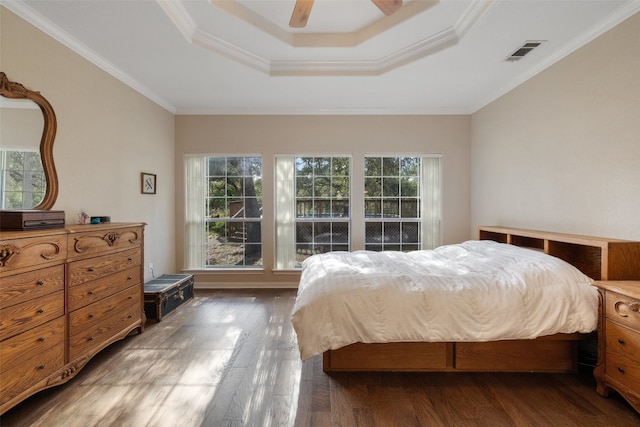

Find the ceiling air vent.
xmin=506 ymin=40 xmax=544 ymax=62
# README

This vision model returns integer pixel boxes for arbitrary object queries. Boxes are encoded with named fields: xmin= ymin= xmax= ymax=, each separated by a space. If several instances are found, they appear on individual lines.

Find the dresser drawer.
xmin=605 ymin=290 xmax=640 ymax=331
xmin=605 ymin=321 xmax=640 ymax=360
xmin=69 ymin=286 xmax=141 ymax=360
xmin=0 ymin=316 xmax=65 ymax=374
xmin=0 ymin=233 xmax=66 ymax=276
xmin=68 ymin=266 xmax=141 ymax=311
xmin=67 ymin=226 xmax=142 ymax=259
xmin=0 ymin=291 xmax=64 ymax=341
xmin=606 ymin=351 xmax=640 ymax=390
xmin=0 ymin=338 xmax=65 ymax=407
xmin=0 ymin=265 xmax=65 ymax=309
xmin=68 ymin=247 xmax=141 ymax=287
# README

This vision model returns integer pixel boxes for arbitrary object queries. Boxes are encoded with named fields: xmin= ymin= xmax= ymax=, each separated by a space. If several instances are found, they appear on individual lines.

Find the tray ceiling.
xmin=4 ymin=0 xmax=639 ymax=114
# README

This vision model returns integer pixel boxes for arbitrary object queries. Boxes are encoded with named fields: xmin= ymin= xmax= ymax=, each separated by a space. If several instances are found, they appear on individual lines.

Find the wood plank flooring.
xmin=1 ymin=289 xmax=639 ymax=426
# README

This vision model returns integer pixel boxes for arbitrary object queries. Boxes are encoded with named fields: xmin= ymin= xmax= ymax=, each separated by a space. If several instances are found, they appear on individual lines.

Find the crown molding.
xmin=174 ymin=107 xmax=471 ymax=116
xmin=209 ymin=0 xmax=439 ymax=48
xmin=3 ymin=0 xmax=176 ymax=113
xmin=470 ymin=1 xmax=640 ymax=113
xmin=193 ymin=29 xmax=271 ymax=74
xmin=6 ymin=0 xmax=636 ymax=116
xmin=156 ymin=0 xmax=197 ymax=42
xmin=159 ymin=0 xmax=494 ymax=77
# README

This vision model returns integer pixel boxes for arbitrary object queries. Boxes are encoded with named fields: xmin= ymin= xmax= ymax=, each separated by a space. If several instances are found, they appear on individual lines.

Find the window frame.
xmin=294 ymin=156 xmax=352 ymax=263
xmin=364 ymin=155 xmax=423 ymax=252
xmin=275 ymin=154 xmax=352 ymax=269
xmin=185 ymin=154 xmax=264 ymax=269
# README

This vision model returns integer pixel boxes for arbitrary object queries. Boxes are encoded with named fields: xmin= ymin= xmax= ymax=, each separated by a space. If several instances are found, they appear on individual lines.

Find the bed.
xmin=292 ymin=226 xmax=640 ymax=372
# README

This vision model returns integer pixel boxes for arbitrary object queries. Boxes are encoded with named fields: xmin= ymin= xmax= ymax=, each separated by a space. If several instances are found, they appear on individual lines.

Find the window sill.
xmin=271 ymin=269 xmax=302 ymax=274
xmin=182 ymin=268 xmax=265 ymax=274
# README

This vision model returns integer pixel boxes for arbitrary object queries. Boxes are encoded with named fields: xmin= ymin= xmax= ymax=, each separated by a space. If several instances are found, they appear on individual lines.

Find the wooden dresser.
xmin=593 ymin=281 xmax=640 ymax=412
xmin=0 ymin=222 xmax=145 ymax=415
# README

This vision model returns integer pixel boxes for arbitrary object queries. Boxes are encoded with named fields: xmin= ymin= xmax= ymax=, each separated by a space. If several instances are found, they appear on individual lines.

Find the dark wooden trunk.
xmin=143 ymin=274 xmax=194 ymax=321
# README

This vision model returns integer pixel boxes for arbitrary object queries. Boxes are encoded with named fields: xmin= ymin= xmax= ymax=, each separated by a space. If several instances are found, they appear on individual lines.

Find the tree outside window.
xmin=205 ymin=156 xmax=262 ymax=267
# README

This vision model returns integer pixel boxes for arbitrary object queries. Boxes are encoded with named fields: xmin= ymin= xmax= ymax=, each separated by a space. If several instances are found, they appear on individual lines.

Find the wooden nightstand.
xmin=593 ymin=281 xmax=640 ymax=412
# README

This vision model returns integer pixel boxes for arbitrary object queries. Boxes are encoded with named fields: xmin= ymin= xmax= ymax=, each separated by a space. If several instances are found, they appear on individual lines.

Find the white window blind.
xmin=275 ymin=156 xmax=296 ymax=270
xmin=421 ymin=155 xmax=442 ymax=250
xmin=184 ymin=155 xmax=206 ymax=269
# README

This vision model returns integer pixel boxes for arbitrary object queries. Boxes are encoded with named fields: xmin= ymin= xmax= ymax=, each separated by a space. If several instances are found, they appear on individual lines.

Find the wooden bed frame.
xmin=322 ymin=226 xmax=640 ymax=373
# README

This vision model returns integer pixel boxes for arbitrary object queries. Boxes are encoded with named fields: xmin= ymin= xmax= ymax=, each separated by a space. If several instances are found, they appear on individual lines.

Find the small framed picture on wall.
xmin=141 ymin=172 xmax=157 ymax=194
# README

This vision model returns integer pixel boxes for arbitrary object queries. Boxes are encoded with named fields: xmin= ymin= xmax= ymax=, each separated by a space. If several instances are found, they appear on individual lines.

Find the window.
xmin=0 ymin=149 xmax=45 ymax=209
xmin=364 ymin=156 xmax=419 ymax=251
xmin=187 ymin=153 xmax=439 ymax=271
xmin=364 ymin=155 xmax=442 ymax=251
xmin=185 ymin=155 xmax=262 ymax=268
xmin=275 ymin=156 xmax=350 ymax=269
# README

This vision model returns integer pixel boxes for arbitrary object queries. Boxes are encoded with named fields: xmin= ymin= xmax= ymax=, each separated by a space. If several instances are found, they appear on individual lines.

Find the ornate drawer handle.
xmin=36 ymin=280 xmax=45 ymax=286
xmin=618 ymin=366 xmax=625 ymax=373
xmin=88 ymin=313 xmax=94 ymax=318
xmin=88 ymin=290 xmax=94 ymax=295
xmin=618 ymin=338 xmax=625 ymax=345
xmin=37 ymin=308 xmax=45 ymax=314
xmin=38 ymin=337 xmax=46 ymax=342
xmin=88 ymin=336 xmax=94 ymax=341
xmin=38 ymin=364 xmax=45 ymax=370
xmin=127 ymin=276 xmax=133 ymax=280
xmin=614 ymin=301 xmax=640 ymax=317
xmin=87 ymin=267 xmax=95 ymax=272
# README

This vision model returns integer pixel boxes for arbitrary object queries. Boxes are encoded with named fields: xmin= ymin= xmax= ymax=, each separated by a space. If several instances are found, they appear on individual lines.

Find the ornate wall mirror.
xmin=0 ymin=72 xmax=58 ymax=210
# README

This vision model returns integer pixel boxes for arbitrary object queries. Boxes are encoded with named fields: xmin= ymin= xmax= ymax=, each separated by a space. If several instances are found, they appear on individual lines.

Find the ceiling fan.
xmin=289 ymin=0 xmax=403 ymax=28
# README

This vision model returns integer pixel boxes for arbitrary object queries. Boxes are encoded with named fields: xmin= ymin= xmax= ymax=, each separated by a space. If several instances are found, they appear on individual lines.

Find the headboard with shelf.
xmin=478 ymin=226 xmax=640 ymax=281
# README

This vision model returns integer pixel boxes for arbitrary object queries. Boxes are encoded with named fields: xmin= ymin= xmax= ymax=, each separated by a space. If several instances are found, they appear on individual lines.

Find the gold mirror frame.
xmin=0 ymin=72 xmax=58 ymax=210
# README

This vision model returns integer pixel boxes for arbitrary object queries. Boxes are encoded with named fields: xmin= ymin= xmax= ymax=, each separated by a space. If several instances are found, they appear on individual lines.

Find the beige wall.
xmin=471 ymin=12 xmax=640 ymax=241
xmin=1 ymin=7 xmax=177 ymax=280
xmin=176 ymin=115 xmax=471 ymax=286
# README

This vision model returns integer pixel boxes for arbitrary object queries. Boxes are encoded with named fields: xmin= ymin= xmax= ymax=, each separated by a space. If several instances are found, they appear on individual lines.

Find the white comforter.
xmin=291 ymin=240 xmax=598 ymax=360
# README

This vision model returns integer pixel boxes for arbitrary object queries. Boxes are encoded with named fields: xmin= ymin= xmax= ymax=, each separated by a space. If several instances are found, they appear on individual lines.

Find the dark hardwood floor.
xmin=2 ymin=289 xmax=639 ymax=426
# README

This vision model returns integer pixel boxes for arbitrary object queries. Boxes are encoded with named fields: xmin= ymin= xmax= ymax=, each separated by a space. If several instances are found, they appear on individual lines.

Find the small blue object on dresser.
xmin=143 ymin=274 xmax=194 ymax=321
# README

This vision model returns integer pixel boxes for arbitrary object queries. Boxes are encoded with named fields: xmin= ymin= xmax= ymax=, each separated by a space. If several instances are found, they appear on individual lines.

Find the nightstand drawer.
xmin=605 ymin=321 xmax=640 ymax=359
xmin=606 ymin=352 xmax=640 ymax=390
xmin=605 ymin=291 xmax=640 ymax=331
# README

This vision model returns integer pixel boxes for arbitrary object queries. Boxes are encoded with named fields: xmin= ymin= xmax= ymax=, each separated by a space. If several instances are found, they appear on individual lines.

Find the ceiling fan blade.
xmin=290 ymin=0 xmax=314 ymax=28
xmin=371 ymin=0 xmax=403 ymax=16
